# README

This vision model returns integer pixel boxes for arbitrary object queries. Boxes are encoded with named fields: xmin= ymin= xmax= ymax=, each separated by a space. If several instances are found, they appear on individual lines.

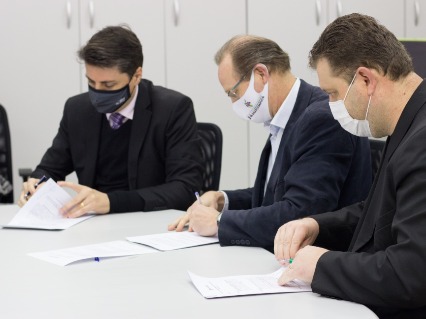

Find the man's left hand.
xmin=278 ymin=245 xmax=328 ymax=286
xmin=58 ymin=181 xmax=110 ymax=218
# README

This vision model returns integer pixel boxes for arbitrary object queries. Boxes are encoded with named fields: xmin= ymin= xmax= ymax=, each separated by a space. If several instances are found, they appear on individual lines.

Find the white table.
xmin=0 ymin=205 xmax=377 ymax=319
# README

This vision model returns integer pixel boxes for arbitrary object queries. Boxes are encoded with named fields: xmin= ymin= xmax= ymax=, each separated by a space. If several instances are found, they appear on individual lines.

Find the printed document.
xmin=4 ymin=179 xmax=92 ymax=230
xmin=28 ymin=240 xmax=159 ymax=266
xmin=188 ymin=268 xmax=311 ymax=298
xmin=127 ymin=231 xmax=219 ymax=251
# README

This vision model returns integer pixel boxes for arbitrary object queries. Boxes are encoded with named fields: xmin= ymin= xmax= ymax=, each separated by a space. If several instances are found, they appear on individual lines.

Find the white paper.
xmin=127 ymin=231 xmax=219 ymax=251
xmin=4 ymin=179 xmax=92 ymax=230
xmin=188 ymin=268 xmax=312 ymax=298
xmin=28 ymin=240 xmax=159 ymax=266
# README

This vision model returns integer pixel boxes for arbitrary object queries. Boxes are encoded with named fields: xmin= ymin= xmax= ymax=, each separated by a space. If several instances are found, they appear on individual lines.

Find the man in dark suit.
xmin=275 ymin=13 xmax=426 ymax=318
xmin=18 ymin=26 xmax=203 ymax=217
xmin=168 ymin=35 xmax=371 ymax=252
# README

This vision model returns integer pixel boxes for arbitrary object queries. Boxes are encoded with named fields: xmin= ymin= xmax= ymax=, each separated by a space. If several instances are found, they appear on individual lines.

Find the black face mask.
xmin=88 ymin=83 xmax=131 ymax=114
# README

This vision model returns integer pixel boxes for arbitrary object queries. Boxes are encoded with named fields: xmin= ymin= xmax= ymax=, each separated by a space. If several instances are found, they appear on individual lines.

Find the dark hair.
xmin=215 ymin=35 xmax=291 ymax=77
xmin=309 ymin=13 xmax=413 ymax=82
xmin=78 ymin=25 xmax=143 ymax=78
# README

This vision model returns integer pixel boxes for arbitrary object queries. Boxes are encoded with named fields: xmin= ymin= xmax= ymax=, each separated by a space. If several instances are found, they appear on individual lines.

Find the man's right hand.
xmin=167 ymin=191 xmax=225 ymax=232
xmin=18 ymin=178 xmax=42 ymax=207
xmin=274 ymin=218 xmax=320 ymax=263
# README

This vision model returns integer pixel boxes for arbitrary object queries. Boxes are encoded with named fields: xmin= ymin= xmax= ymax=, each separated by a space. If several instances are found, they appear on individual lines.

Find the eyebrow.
xmin=86 ymin=75 xmax=116 ymax=85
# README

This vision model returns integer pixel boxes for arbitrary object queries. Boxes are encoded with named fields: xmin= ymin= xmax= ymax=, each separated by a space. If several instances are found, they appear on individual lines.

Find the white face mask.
xmin=329 ymin=74 xmax=372 ymax=137
xmin=232 ymin=70 xmax=272 ymax=124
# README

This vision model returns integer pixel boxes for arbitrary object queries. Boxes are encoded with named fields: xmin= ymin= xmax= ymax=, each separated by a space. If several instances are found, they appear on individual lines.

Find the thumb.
xmin=278 ymin=268 xmax=295 ymax=286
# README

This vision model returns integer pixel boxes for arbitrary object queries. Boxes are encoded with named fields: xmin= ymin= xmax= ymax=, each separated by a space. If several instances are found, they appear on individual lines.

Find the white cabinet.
xmin=406 ymin=0 xmax=426 ymax=37
xmin=0 ymin=0 xmax=81 ymax=199
xmin=328 ymin=0 xmax=405 ymax=38
xmin=165 ymin=0 xmax=248 ymax=190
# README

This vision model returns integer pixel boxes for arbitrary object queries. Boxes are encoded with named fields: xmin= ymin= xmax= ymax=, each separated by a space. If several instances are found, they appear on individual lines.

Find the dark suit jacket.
xmin=32 ymin=79 xmax=203 ymax=212
xmin=218 ymin=80 xmax=371 ymax=251
xmin=312 ymin=80 xmax=426 ymax=318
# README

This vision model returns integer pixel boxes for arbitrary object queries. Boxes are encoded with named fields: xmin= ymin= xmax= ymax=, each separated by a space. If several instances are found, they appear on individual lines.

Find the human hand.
xmin=58 ymin=181 xmax=110 ymax=218
xmin=277 ymin=245 xmax=328 ymax=286
xmin=274 ymin=218 xmax=320 ymax=263
xmin=18 ymin=177 xmax=46 ymax=207
xmin=167 ymin=191 xmax=225 ymax=232
xmin=188 ymin=203 xmax=220 ymax=237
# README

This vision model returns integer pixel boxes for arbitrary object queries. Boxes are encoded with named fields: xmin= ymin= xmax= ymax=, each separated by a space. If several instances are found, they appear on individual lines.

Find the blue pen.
xmin=24 ymin=175 xmax=48 ymax=200
xmin=94 ymin=257 xmax=100 ymax=262
xmin=195 ymin=192 xmax=202 ymax=204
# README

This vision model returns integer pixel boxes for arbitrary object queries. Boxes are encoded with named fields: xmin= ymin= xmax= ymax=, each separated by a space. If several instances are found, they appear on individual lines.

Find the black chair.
xmin=0 ymin=104 xmax=14 ymax=203
xmin=197 ymin=122 xmax=223 ymax=194
xmin=369 ymin=139 xmax=386 ymax=181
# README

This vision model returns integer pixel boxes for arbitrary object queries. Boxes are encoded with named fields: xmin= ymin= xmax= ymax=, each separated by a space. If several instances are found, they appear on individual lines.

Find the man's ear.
xmin=252 ymin=63 xmax=269 ymax=93
xmin=357 ymin=66 xmax=377 ymax=96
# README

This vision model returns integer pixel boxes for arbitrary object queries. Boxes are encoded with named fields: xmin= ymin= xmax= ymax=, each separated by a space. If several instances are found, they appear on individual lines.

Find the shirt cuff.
xmin=219 ymin=190 xmax=229 ymax=212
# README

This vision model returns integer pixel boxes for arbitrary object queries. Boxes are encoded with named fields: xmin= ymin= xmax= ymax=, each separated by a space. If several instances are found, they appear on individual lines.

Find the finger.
xmin=274 ymin=225 xmax=287 ymax=260
xmin=278 ymin=267 xmax=296 ymax=286
xmin=58 ymin=181 xmax=82 ymax=193
xmin=65 ymin=200 xmax=91 ymax=218
xmin=289 ymin=227 xmax=309 ymax=258
xmin=175 ymin=215 xmax=190 ymax=232
xmin=167 ymin=215 xmax=187 ymax=231
xmin=60 ymin=193 xmax=86 ymax=215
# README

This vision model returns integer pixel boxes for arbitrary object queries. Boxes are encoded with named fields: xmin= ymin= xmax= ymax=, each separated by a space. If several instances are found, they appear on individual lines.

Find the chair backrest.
xmin=0 ymin=104 xmax=13 ymax=203
xmin=369 ymin=139 xmax=386 ymax=181
xmin=197 ymin=122 xmax=223 ymax=194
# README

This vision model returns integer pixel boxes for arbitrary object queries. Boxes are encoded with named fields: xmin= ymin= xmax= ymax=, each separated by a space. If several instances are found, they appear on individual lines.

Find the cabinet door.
xmin=0 ymin=0 xmax=81 ymax=200
xmin=328 ymin=0 xmax=404 ymax=38
xmin=165 ymin=0 xmax=247 ymax=190
xmin=79 ymin=0 xmax=165 ymax=88
xmin=406 ymin=0 xmax=426 ymax=38
xmin=247 ymin=0 xmax=327 ymax=185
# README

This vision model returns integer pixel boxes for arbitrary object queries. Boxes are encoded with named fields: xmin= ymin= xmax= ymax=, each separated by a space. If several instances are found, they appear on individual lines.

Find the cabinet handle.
xmin=414 ymin=0 xmax=420 ymax=26
xmin=315 ymin=0 xmax=322 ymax=26
xmin=337 ymin=0 xmax=343 ymax=18
xmin=173 ymin=0 xmax=180 ymax=26
xmin=89 ymin=0 xmax=95 ymax=28
xmin=66 ymin=1 xmax=72 ymax=29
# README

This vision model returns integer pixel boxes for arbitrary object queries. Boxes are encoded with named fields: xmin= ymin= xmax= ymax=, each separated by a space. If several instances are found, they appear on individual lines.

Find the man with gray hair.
xmin=169 ymin=35 xmax=371 ymax=252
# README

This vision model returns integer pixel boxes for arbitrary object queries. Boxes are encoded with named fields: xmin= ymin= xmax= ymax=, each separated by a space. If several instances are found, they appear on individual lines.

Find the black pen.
xmin=24 ymin=175 xmax=48 ymax=200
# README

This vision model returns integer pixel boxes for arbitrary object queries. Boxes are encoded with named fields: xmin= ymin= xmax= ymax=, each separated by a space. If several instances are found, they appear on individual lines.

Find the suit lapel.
xmin=351 ymin=80 xmax=426 ymax=252
xmin=128 ymin=81 xmax=152 ymax=189
xmin=262 ymin=80 xmax=314 ymax=204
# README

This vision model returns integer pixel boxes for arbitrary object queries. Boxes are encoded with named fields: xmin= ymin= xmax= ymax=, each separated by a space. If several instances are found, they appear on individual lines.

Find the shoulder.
xmin=141 ymin=79 xmax=193 ymax=107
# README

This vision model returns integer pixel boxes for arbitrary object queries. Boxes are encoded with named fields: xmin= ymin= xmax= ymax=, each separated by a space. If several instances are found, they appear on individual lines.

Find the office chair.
xmin=197 ymin=122 xmax=223 ymax=194
xmin=369 ymin=139 xmax=386 ymax=181
xmin=0 ymin=104 xmax=14 ymax=203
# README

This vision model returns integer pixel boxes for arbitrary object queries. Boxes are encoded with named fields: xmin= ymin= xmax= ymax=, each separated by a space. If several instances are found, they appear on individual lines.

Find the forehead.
xmin=218 ymin=54 xmax=239 ymax=88
xmin=85 ymin=64 xmax=127 ymax=81
xmin=316 ymin=58 xmax=347 ymax=90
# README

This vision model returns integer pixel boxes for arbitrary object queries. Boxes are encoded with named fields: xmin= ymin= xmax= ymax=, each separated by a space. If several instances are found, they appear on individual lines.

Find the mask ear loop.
xmin=365 ymin=95 xmax=372 ymax=120
xmin=343 ymin=73 xmax=357 ymax=101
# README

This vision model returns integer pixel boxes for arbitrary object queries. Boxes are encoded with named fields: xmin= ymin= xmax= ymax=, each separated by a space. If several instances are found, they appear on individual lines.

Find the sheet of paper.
xmin=28 ymin=240 xmax=159 ymax=266
xmin=127 ymin=231 xmax=219 ymax=251
xmin=188 ymin=268 xmax=311 ymax=298
xmin=4 ymin=179 xmax=92 ymax=230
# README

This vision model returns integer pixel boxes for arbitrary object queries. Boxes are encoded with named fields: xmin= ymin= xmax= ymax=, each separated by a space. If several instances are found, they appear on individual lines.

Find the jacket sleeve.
xmin=312 ymin=126 xmax=426 ymax=310
xmin=31 ymin=100 xmax=75 ymax=181
xmin=218 ymin=105 xmax=367 ymax=249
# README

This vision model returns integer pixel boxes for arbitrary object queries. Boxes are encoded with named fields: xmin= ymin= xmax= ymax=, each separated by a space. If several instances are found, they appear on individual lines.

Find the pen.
xmin=94 ymin=257 xmax=100 ymax=262
xmin=195 ymin=192 xmax=202 ymax=204
xmin=24 ymin=175 xmax=48 ymax=200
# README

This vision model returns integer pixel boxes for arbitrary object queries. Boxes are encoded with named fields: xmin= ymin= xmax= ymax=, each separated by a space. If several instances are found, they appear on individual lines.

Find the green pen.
xmin=279 ymin=258 xmax=293 ymax=264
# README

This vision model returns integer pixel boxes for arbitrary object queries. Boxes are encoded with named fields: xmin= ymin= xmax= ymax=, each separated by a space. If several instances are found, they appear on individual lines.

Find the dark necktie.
xmin=109 ymin=113 xmax=126 ymax=130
